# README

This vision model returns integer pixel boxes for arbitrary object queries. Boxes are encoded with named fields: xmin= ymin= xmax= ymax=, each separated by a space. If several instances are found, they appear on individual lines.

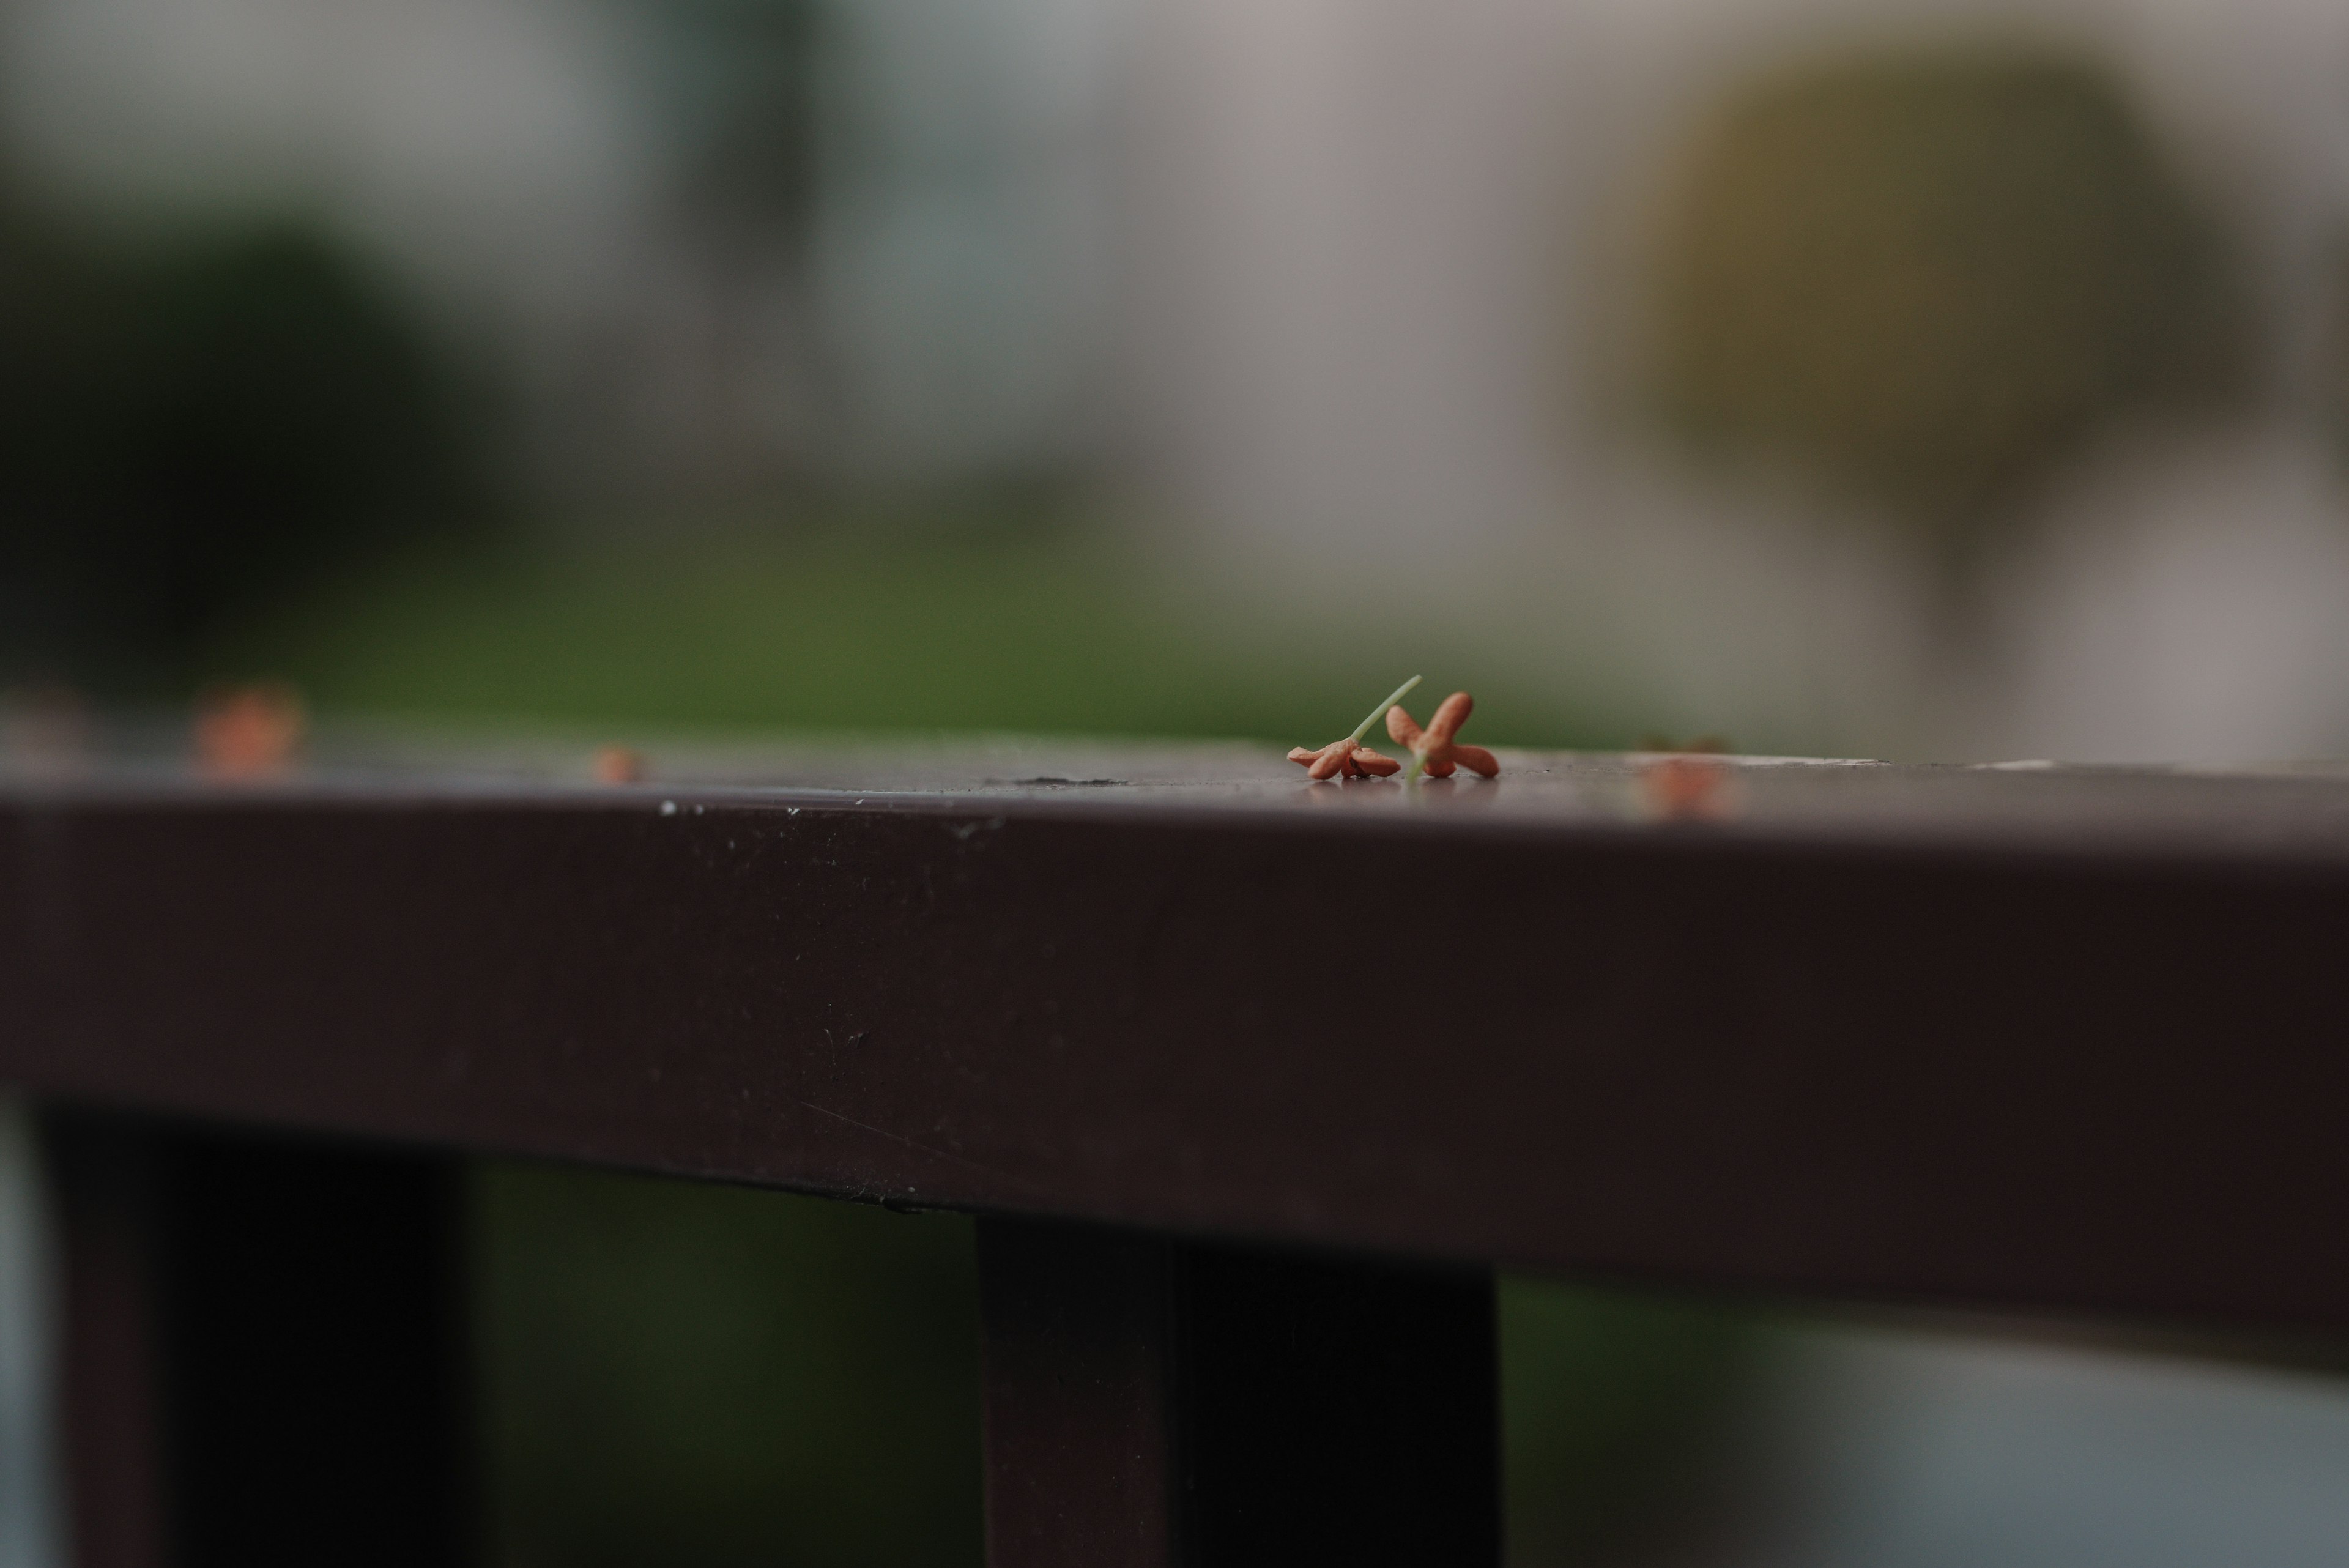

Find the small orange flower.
xmin=1288 ymin=737 xmax=1401 ymax=779
xmin=1290 ymin=675 xmax=1420 ymax=782
xmin=194 ymin=682 xmax=305 ymax=779
xmin=593 ymin=745 xmax=646 ymax=784
xmin=1386 ymin=692 xmax=1499 ymax=781
xmin=1641 ymin=754 xmax=1734 ymax=820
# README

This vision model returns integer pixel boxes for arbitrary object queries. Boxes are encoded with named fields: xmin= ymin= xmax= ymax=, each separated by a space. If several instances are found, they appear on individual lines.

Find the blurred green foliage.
xmin=1504 ymin=1279 xmax=1759 ymax=1564
xmin=221 ymin=521 xmax=1628 ymax=748
xmin=477 ymin=1164 xmax=1759 ymax=1568
xmin=0 ymin=205 xmax=499 ymax=686
xmin=476 ymin=1165 xmax=984 ymax=1568
xmin=1651 ymin=43 xmax=2246 ymax=559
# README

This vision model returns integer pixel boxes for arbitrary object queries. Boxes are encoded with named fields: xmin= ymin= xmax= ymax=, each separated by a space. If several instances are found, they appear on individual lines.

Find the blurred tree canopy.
xmin=0 ymin=206 xmax=500 ymax=688
xmin=1649 ymin=44 xmax=2248 ymax=562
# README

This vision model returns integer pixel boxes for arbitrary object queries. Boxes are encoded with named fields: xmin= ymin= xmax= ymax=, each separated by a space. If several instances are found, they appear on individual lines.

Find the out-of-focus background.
xmin=17 ymin=0 xmax=2349 ymax=760
xmin=7 ymin=0 xmax=2349 ymax=1562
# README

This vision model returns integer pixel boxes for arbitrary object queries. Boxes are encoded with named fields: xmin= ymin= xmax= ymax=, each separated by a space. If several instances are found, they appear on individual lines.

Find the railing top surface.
xmin=14 ymin=731 xmax=2349 ymax=862
xmin=7 ymin=735 xmax=2349 ymax=1334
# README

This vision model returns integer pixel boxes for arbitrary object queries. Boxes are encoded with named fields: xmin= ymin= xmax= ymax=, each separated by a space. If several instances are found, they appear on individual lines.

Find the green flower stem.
xmin=1348 ymin=675 xmax=1422 ymax=747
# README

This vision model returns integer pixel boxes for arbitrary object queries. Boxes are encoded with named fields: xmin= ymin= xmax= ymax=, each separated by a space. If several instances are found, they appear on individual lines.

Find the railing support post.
xmin=43 ymin=1113 xmax=473 ymax=1568
xmin=979 ymin=1217 xmax=1498 ymax=1567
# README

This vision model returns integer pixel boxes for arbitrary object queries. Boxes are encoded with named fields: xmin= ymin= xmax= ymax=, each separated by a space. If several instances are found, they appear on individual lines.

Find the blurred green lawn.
xmin=219 ymin=521 xmax=1628 ymax=749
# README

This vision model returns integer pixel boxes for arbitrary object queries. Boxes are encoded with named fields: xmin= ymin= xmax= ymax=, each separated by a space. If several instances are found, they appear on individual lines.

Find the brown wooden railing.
xmin=9 ymin=743 xmax=2349 ymax=1566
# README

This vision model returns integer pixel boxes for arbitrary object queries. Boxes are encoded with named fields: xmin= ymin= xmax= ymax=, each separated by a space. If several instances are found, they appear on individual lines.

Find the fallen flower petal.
xmin=1290 ymin=675 xmax=1422 ymax=784
xmin=1387 ymin=691 xmax=1500 ymax=782
xmin=1642 ymin=754 xmax=1734 ymax=820
xmin=594 ymin=746 xmax=647 ymax=784
xmin=194 ymin=682 xmax=306 ymax=779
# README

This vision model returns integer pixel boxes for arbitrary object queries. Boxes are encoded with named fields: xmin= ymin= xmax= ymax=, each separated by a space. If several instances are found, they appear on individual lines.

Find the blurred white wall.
xmin=1718 ymin=1323 xmax=2349 ymax=1568
xmin=812 ymin=0 xmax=1132 ymax=479
xmin=1987 ymin=425 xmax=2349 ymax=761
xmin=1114 ymin=0 xmax=2349 ymax=758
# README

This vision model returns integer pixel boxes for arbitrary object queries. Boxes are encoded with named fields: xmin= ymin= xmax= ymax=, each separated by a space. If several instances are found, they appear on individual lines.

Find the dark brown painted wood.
xmin=7 ymin=748 xmax=2349 ymax=1333
xmin=981 ymin=1221 xmax=1178 ymax=1568
xmin=42 ymin=1113 xmax=472 ymax=1568
xmin=1176 ymin=1244 xmax=1498 ymax=1566
xmin=979 ymin=1219 xmax=1497 ymax=1568
xmin=46 ymin=1115 xmax=168 ymax=1568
